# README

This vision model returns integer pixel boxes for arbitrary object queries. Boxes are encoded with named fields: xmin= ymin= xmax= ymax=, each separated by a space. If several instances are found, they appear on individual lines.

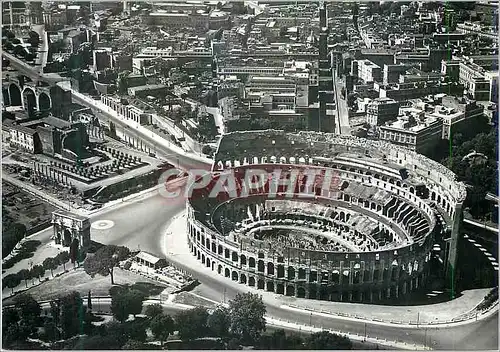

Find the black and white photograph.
xmin=1 ymin=1 xmax=498 ymax=350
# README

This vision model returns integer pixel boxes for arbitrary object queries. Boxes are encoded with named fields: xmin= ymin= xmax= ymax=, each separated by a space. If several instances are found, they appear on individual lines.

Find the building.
xmin=7 ymin=116 xmax=89 ymax=159
xmin=366 ymin=97 xmax=400 ymax=126
xmin=378 ymin=109 xmax=442 ymax=155
xmin=8 ymin=124 xmax=41 ymax=153
xmin=357 ymin=60 xmax=382 ymax=83
xmin=379 ymin=82 xmax=455 ymax=102
xmin=127 ymin=84 xmax=168 ymax=98
xmin=459 ymin=59 xmax=499 ymax=102
xmin=383 ymin=64 xmax=409 ymax=85
xmin=93 ymin=49 xmax=112 ymax=71
xmin=100 ymin=96 xmax=152 ymax=125
xmin=441 ymin=60 xmax=460 ymax=82
xmin=142 ymin=11 xmax=209 ymax=30
xmin=134 ymin=251 xmax=168 ymax=269
xmin=431 ymin=96 xmax=485 ymax=140
xmin=186 ymin=131 xmax=466 ymax=302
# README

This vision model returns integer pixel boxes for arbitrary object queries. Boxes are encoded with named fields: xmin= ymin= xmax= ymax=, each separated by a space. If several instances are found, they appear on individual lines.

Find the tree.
xmin=144 ymin=303 xmax=163 ymax=320
xmin=110 ymin=289 xmax=145 ymax=322
xmin=14 ymin=294 xmax=41 ymax=325
xmin=60 ymin=291 xmax=85 ymax=339
xmin=150 ymin=314 xmax=175 ymax=346
xmin=83 ymin=245 xmax=130 ymax=284
xmin=229 ymin=293 xmax=267 ymax=345
xmin=43 ymin=257 xmax=57 ymax=277
xmin=42 ymin=321 xmax=59 ymax=342
xmin=30 ymin=264 xmax=45 ymax=283
xmin=3 ymin=307 xmax=20 ymax=327
xmin=175 ymin=306 xmax=209 ymax=340
xmin=122 ymin=340 xmax=145 ymax=350
xmin=57 ymin=251 xmax=70 ymax=270
xmin=49 ymin=299 xmax=61 ymax=328
xmin=18 ymin=269 xmax=31 ymax=288
xmin=2 ymin=274 xmax=21 ymax=294
xmin=27 ymin=31 xmax=40 ymax=47
xmin=13 ymin=45 xmax=26 ymax=58
xmin=87 ymin=290 xmax=93 ymax=310
xmin=304 ymin=331 xmax=352 ymax=350
xmin=207 ymin=306 xmax=231 ymax=338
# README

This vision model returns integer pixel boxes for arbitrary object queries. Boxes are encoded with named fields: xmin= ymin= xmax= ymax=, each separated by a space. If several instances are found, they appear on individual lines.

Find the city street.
xmin=332 ymin=69 xmax=351 ymax=135
xmin=162 ymin=217 xmax=499 ymax=350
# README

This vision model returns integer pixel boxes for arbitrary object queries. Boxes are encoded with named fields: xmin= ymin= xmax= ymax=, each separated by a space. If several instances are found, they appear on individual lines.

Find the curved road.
xmin=3 ymin=45 xmax=498 ymax=351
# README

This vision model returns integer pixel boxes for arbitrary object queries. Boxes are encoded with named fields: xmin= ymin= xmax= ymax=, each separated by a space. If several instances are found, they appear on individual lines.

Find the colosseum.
xmin=186 ymin=131 xmax=467 ymax=303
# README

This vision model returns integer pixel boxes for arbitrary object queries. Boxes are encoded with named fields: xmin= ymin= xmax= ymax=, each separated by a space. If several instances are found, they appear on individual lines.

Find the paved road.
xmin=332 ymin=69 xmax=351 ymax=135
xmin=71 ymin=94 xmax=211 ymax=173
xmin=3 ymin=37 xmax=498 ymax=351
xmin=167 ymin=252 xmax=498 ymax=351
xmin=31 ymin=24 xmax=48 ymax=70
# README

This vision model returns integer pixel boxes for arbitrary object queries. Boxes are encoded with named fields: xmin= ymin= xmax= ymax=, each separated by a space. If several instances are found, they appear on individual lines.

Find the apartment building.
xmin=366 ymin=97 xmax=400 ymax=126
xmin=379 ymin=109 xmax=442 ymax=156
xmin=356 ymin=60 xmax=382 ymax=83
xmin=431 ymin=96 xmax=485 ymax=140
xmin=459 ymin=59 xmax=499 ymax=102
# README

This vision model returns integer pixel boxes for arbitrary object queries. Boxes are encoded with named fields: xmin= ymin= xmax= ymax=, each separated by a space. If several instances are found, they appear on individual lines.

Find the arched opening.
xmin=218 ymin=265 xmax=222 ymax=274
xmin=276 ymin=283 xmax=284 ymax=294
xmin=266 ymin=281 xmax=275 ymax=292
xmin=240 ymin=254 xmax=247 ymax=265
xmin=38 ymin=92 xmax=51 ymax=111
xmin=218 ymin=245 xmax=223 ymax=255
xmin=257 ymin=279 xmax=265 ymax=289
xmin=240 ymin=274 xmax=247 ymax=284
xmin=23 ymin=88 xmax=37 ymax=116
xmin=224 ymin=248 xmax=230 ymax=258
xmin=211 ymin=243 xmax=216 ymax=253
xmin=267 ymin=262 xmax=275 ymax=275
xmin=249 ymin=276 xmax=256 ymax=287
xmin=298 ymin=268 xmax=306 ymax=279
xmin=277 ymin=265 xmax=284 ymax=278
xmin=63 ymin=229 xmax=72 ymax=246
xmin=288 ymin=266 xmax=295 ymax=279
xmin=201 ymin=254 xmax=205 ymax=264
xmin=225 ymin=268 xmax=230 ymax=278
xmin=297 ymin=287 xmax=306 ymax=298
xmin=286 ymin=285 xmax=295 ymax=296
xmin=9 ymin=84 xmax=21 ymax=106
xmin=232 ymin=271 xmax=238 ymax=281
xmin=249 ymin=257 xmax=256 ymax=268
xmin=308 ymin=286 xmax=317 ymax=299
xmin=258 ymin=260 xmax=265 ymax=272
xmin=206 ymin=238 xmax=210 ymax=248
xmin=232 ymin=251 xmax=238 ymax=262
xmin=206 ymin=258 xmax=211 ymax=268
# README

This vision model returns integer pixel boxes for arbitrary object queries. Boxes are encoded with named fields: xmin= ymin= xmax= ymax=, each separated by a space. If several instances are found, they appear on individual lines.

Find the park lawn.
xmin=5 ymin=267 xmax=167 ymax=303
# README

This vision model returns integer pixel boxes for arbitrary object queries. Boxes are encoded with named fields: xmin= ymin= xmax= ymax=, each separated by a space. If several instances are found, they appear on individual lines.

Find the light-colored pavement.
xmin=162 ymin=213 xmax=499 ymax=350
xmin=31 ymin=24 xmax=48 ymax=70
xmin=333 ymin=69 xmax=351 ymax=135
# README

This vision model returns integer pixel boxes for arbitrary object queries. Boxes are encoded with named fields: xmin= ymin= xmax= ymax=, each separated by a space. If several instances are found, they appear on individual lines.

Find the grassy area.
xmin=173 ymin=292 xmax=218 ymax=308
xmin=3 ymin=267 xmax=166 ymax=304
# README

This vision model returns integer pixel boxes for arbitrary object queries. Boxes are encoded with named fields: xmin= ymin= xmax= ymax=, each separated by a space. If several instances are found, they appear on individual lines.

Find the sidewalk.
xmin=163 ymin=212 xmax=496 ymax=328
